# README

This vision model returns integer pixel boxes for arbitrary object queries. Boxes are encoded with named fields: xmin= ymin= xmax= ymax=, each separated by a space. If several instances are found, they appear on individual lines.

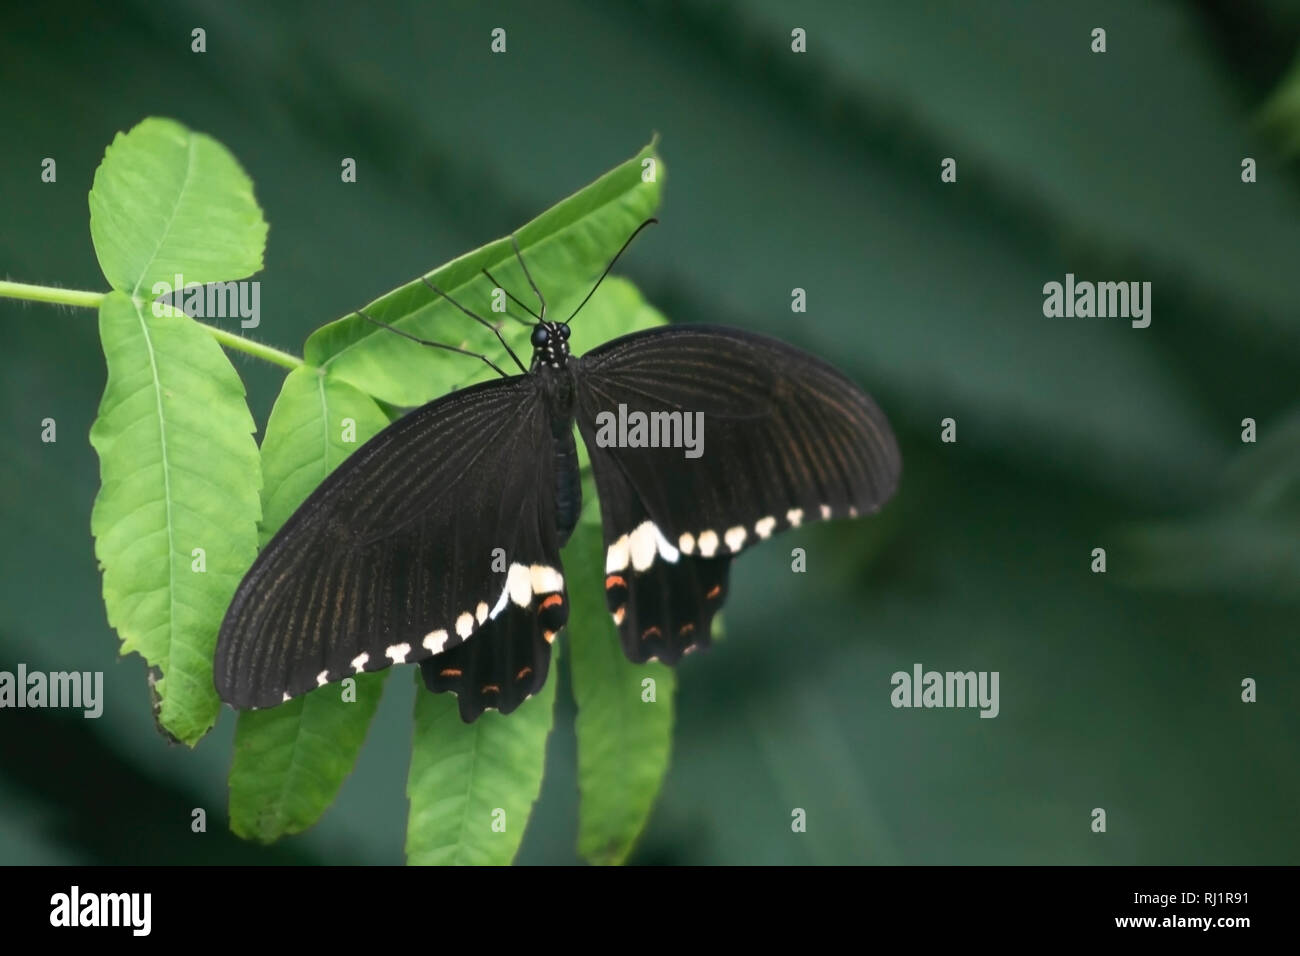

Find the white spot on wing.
xmin=698 ymin=530 xmax=719 ymax=558
xmin=605 ymin=534 xmax=630 ymax=573
xmin=476 ymin=601 xmax=489 ymax=624
xmin=654 ymin=525 xmax=680 ymax=563
xmin=423 ymin=629 xmax=449 ymax=653
xmin=678 ymin=532 xmax=696 ymax=555
xmin=386 ymin=642 xmax=411 ymax=664
xmin=350 ymin=652 xmax=369 ymax=673
xmin=490 ymin=583 xmax=510 ymax=619
xmin=316 ymin=670 xmax=329 ymax=687
xmin=724 ymin=525 xmax=747 ymax=552
xmin=456 ymin=613 xmax=474 ymax=638
xmin=786 ymin=508 xmax=804 ymax=528
xmin=630 ymin=521 xmax=659 ymax=571
xmin=820 ymin=504 xmax=832 ymax=520
xmin=508 ymin=562 xmax=533 ymax=607
xmin=530 ymin=564 xmax=564 ymax=595
xmin=755 ymin=516 xmax=777 ymax=539
xmin=282 ymin=692 xmax=291 ymax=703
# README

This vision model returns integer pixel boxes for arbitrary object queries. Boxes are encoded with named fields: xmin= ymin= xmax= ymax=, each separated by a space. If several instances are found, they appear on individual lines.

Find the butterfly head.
xmin=529 ymin=321 xmax=570 ymax=370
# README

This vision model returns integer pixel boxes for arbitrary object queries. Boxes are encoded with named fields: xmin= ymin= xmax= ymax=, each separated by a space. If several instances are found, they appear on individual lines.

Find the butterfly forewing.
xmin=214 ymin=374 xmax=568 ymax=716
xmin=572 ymin=325 xmax=901 ymax=661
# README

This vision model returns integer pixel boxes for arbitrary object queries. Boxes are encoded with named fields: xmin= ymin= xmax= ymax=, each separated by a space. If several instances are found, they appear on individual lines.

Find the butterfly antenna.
xmin=510 ymin=233 xmax=546 ymax=320
xmin=480 ymin=266 xmax=541 ymax=324
xmin=416 ymin=277 xmax=527 ymax=374
xmin=565 ymin=217 xmax=658 ymax=326
xmin=354 ymin=308 xmax=510 ymax=378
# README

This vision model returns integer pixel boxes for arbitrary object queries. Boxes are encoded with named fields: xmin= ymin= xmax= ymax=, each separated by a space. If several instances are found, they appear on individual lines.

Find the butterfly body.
xmin=216 ymin=315 xmax=900 ymax=721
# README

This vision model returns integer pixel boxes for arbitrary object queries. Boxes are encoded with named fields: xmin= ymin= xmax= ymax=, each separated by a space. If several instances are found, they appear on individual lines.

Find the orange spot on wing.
xmin=481 ymin=683 xmax=500 ymax=694
xmin=612 ymin=606 xmax=626 ymax=625
xmin=678 ymin=623 xmax=695 ymax=637
xmin=706 ymin=585 xmax=722 ymax=599
xmin=543 ymin=629 xmax=558 ymax=643
xmin=516 ymin=666 xmax=532 ymax=681
xmin=605 ymin=575 xmax=627 ymax=590
xmin=641 ymin=626 xmax=662 ymax=641
xmin=539 ymin=593 xmax=564 ymax=611
xmin=439 ymin=668 xmax=462 ymax=678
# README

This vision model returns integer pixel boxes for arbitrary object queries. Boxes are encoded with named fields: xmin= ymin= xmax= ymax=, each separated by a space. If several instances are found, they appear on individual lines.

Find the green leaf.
xmin=229 ymin=676 xmax=386 ymax=842
xmin=89 ymin=292 xmax=261 ymax=745
xmin=305 ymin=140 xmax=662 ymax=407
xmin=405 ymin=660 xmax=558 ymax=865
xmin=89 ymin=117 xmax=267 ymax=296
xmin=566 ymin=496 xmax=676 ymax=865
xmin=228 ymin=366 xmax=393 ymax=840
xmin=250 ymin=366 xmax=393 ymax=547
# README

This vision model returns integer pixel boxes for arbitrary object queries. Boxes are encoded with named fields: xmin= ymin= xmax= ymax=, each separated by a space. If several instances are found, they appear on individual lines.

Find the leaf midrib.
xmin=130 ymin=133 xmax=198 ymax=300
xmin=452 ymin=720 xmax=483 ymax=865
xmin=116 ymin=133 xmax=202 ymax=689
xmin=130 ymin=296 xmax=177 ymax=680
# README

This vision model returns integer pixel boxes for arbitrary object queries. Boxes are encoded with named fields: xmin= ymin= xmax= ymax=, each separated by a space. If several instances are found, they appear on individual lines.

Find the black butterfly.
xmin=214 ymin=221 xmax=901 ymax=721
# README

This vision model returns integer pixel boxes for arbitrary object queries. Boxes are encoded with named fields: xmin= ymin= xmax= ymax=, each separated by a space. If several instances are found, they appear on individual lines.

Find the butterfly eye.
xmin=530 ymin=326 xmax=549 ymax=348
xmin=559 ymin=324 xmax=570 ymax=340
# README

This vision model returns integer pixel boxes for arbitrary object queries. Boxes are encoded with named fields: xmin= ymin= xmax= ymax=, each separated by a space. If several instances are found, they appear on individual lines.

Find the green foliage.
xmin=229 ymin=673 xmax=388 ymax=842
xmin=87 ymin=118 xmax=267 ymax=746
xmin=305 ymin=141 xmax=662 ymax=407
xmin=80 ymin=118 xmax=676 ymax=861
xmin=251 ymin=366 xmax=393 ymax=548
xmin=405 ymin=658 xmax=558 ymax=865
xmin=88 ymin=296 xmax=262 ymax=745
xmin=89 ymin=118 xmax=267 ymax=295
xmin=567 ymin=485 xmax=677 ymax=865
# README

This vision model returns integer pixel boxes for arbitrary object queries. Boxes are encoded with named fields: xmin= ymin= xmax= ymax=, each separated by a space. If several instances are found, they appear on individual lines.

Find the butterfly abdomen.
xmin=552 ymin=426 xmax=582 ymax=547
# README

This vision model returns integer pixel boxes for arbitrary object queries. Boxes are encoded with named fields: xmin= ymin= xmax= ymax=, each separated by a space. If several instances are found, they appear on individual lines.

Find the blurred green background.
xmin=2 ymin=0 xmax=1298 ymax=864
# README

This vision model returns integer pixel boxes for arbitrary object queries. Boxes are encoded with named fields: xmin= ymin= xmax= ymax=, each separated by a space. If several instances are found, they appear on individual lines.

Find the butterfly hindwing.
xmin=419 ymin=493 xmax=569 ymax=720
xmin=214 ymin=374 xmax=569 ymax=720
xmin=573 ymin=324 xmax=901 ymax=661
xmin=591 ymin=463 xmax=732 ymax=664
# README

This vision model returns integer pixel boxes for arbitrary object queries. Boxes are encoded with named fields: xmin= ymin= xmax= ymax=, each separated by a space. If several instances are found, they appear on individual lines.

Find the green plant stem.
xmin=203 ymin=325 xmax=303 ymax=369
xmin=0 ymin=279 xmax=303 ymax=369
xmin=0 ymin=279 xmax=105 ymax=309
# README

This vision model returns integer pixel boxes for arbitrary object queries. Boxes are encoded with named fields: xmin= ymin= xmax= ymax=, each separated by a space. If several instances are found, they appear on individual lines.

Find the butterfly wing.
xmin=214 ymin=374 xmax=568 ymax=722
xmin=572 ymin=325 xmax=900 ymax=664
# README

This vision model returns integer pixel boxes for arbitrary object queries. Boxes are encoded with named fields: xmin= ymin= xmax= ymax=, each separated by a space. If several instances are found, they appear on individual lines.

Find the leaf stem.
xmin=203 ymin=325 xmax=303 ymax=369
xmin=0 ymin=279 xmax=105 ymax=309
xmin=0 ymin=279 xmax=304 ymax=369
